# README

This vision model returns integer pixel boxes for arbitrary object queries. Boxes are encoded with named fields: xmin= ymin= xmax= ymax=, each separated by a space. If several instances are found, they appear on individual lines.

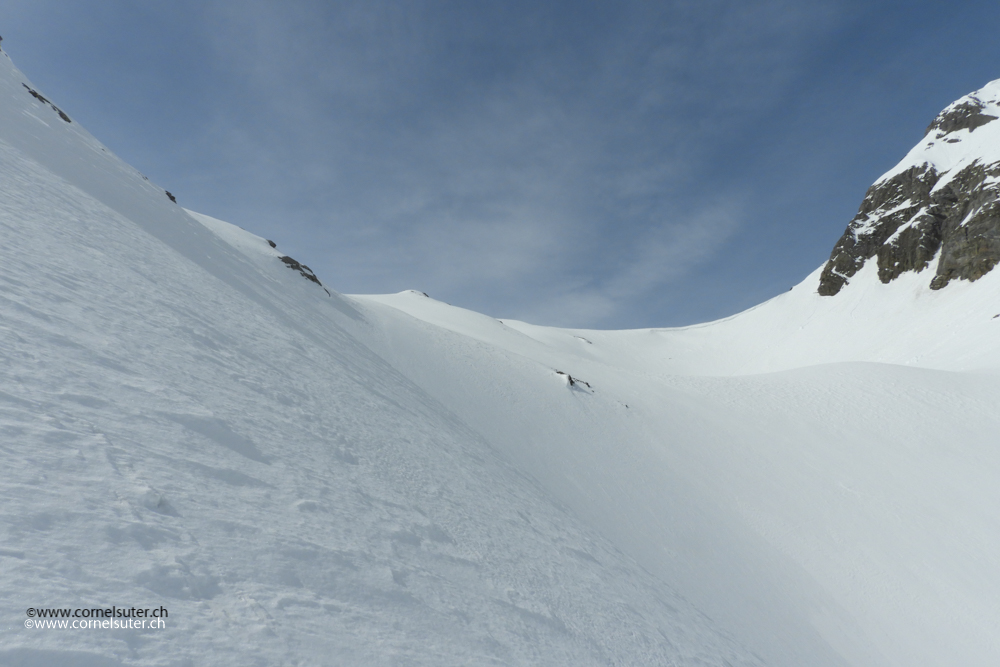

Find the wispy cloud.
xmin=511 ymin=199 xmax=744 ymax=327
xmin=18 ymin=0 xmax=944 ymax=328
xmin=178 ymin=0 xmax=846 ymax=327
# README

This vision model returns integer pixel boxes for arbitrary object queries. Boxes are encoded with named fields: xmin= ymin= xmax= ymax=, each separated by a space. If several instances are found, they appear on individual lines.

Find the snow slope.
xmin=354 ymin=271 xmax=1000 ymax=667
xmin=878 ymin=78 xmax=1000 ymax=190
xmin=4 ymin=45 xmax=1000 ymax=667
xmin=354 ymin=264 xmax=1000 ymax=667
xmin=0 ymin=50 xmax=761 ymax=666
xmin=348 ymin=111 xmax=1000 ymax=665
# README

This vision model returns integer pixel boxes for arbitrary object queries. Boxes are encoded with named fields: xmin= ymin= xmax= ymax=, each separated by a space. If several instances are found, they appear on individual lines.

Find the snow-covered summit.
xmin=818 ymin=78 xmax=1000 ymax=295
xmin=886 ymin=78 xmax=1000 ymax=184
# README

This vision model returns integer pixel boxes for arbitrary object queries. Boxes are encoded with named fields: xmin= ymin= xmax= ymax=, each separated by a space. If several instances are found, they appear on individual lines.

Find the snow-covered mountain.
xmin=3 ymin=45 xmax=1000 ymax=667
xmin=819 ymin=79 xmax=1000 ymax=295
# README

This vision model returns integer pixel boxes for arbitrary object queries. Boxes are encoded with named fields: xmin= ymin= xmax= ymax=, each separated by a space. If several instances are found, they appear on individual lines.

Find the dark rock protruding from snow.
xmin=21 ymin=83 xmax=71 ymax=123
xmin=925 ymin=100 xmax=997 ymax=137
xmin=819 ymin=81 xmax=1000 ymax=295
xmin=279 ymin=255 xmax=331 ymax=295
xmin=555 ymin=370 xmax=592 ymax=391
xmin=819 ymin=165 xmax=939 ymax=295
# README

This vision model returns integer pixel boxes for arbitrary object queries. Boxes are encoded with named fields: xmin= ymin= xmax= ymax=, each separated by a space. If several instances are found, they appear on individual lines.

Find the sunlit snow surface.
xmin=878 ymin=79 xmax=1000 ymax=191
xmin=355 ymin=275 xmax=1000 ymax=667
xmin=3 ymin=48 xmax=1000 ymax=667
xmin=0 ymin=51 xmax=759 ymax=666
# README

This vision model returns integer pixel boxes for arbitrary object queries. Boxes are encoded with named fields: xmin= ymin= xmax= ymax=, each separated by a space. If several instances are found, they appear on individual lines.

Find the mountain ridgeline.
xmin=819 ymin=81 xmax=1000 ymax=296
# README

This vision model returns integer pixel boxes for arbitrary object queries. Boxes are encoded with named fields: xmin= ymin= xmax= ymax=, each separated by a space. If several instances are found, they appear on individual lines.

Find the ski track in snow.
xmin=4 ymin=47 xmax=1000 ymax=667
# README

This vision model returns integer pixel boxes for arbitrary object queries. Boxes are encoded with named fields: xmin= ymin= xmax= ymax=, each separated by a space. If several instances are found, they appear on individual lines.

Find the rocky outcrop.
xmin=927 ymin=161 xmax=1000 ymax=288
xmin=279 ymin=255 xmax=331 ymax=296
xmin=818 ymin=165 xmax=939 ymax=295
xmin=925 ymin=101 xmax=997 ymax=136
xmin=818 ymin=91 xmax=1000 ymax=295
xmin=22 ymin=83 xmax=71 ymax=123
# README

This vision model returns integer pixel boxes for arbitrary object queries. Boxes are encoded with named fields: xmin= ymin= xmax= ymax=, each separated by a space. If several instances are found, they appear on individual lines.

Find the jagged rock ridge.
xmin=819 ymin=81 xmax=1000 ymax=295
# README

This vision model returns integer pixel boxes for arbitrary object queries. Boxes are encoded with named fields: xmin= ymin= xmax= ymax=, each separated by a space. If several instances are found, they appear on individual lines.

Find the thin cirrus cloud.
xmin=7 ymin=1 xmax=1000 ymax=328
xmin=189 ymin=0 xmax=841 ymax=327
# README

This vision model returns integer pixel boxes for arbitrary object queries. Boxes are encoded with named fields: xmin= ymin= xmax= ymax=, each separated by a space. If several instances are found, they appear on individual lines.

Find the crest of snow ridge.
xmin=818 ymin=80 xmax=1000 ymax=296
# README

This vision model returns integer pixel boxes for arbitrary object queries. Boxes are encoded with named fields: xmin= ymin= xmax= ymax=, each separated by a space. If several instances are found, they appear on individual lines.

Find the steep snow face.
xmin=0 ymin=52 xmax=761 ymax=666
xmin=819 ymin=79 xmax=1000 ymax=295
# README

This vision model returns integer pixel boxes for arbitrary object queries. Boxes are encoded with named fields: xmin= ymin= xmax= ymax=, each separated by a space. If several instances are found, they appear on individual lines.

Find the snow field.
xmin=0 ymin=52 xmax=761 ymax=666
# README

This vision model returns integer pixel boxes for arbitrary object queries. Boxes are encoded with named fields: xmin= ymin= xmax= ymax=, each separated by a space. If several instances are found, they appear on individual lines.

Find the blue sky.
xmin=6 ymin=1 xmax=1000 ymax=328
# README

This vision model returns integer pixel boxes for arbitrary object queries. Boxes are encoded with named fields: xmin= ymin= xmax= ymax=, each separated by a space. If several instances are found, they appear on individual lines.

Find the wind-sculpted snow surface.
xmin=0 ymin=51 xmax=760 ymax=665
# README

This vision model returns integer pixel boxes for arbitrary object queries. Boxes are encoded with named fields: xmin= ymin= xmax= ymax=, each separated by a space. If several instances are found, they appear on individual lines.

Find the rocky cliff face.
xmin=818 ymin=82 xmax=1000 ymax=296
